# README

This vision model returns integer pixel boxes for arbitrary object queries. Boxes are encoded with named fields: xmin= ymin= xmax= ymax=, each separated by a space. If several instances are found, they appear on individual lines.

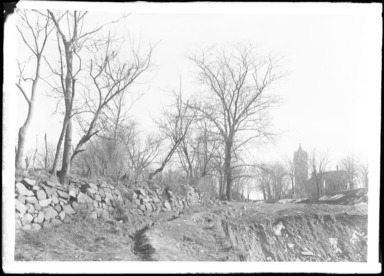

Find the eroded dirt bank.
xmin=133 ymin=203 xmax=367 ymax=262
xmin=15 ymin=200 xmax=367 ymax=262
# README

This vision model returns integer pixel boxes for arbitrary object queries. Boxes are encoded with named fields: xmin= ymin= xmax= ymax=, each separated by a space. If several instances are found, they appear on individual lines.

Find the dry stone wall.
xmin=128 ymin=182 xmax=201 ymax=217
xmin=15 ymin=176 xmax=202 ymax=231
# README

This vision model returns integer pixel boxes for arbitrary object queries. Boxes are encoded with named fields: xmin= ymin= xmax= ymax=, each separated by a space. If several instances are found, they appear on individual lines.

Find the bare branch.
xmin=16 ymin=83 xmax=31 ymax=104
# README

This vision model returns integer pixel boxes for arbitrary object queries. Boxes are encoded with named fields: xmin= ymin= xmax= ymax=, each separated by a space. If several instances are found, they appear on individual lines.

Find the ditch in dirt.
xmin=132 ymin=226 xmax=156 ymax=261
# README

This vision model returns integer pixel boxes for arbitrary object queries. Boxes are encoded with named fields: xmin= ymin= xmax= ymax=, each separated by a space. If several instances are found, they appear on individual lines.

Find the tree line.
xmin=15 ymin=10 xmax=368 ymax=202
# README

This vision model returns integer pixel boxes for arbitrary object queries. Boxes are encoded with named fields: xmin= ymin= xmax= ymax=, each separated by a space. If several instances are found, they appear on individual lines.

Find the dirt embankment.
xmin=133 ymin=203 xmax=367 ymax=262
xmin=15 ymin=188 xmax=368 ymax=262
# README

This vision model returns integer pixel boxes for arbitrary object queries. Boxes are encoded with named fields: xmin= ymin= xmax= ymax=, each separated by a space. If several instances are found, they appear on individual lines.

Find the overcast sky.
xmin=11 ymin=2 xmax=382 ymax=169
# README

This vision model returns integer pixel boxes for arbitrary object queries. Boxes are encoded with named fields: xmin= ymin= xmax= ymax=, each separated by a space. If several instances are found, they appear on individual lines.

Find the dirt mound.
xmin=128 ymin=203 xmax=367 ymax=262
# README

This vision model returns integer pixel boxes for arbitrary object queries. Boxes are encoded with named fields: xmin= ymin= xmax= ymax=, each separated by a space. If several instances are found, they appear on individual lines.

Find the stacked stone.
xmin=15 ymin=176 xmax=123 ymax=230
xmin=133 ymin=187 xmax=163 ymax=216
xmin=166 ymin=189 xmax=183 ymax=210
xmin=15 ymin=175 xmax=202 ymax=231
xmin=131 ymin=184 xmax=202 ymax=216
xmin=186 ymin=186 xmax=201 ymax=205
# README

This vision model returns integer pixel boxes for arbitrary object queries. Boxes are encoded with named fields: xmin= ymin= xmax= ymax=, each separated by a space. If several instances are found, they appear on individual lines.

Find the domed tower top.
xmin=294 ymin=144 xmax=307 ymax=161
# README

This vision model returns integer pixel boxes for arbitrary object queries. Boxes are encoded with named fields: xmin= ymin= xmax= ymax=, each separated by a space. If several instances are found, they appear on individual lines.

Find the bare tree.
xmin=255 ymin=164 xmax=272 ymax=200
xmin=243 ymin=179 xmax=256 ymax=201
xmin=150 ymin=88 xmax=195 ymax=179
xmin=73 ymin=93 xmax=157 ymax=182
xmin=194 ymin=120 xmax=221 ymax=177
xmin=340 ymin=154 xmax=360 ymax=189
xmin=283 ymin=155 xmax=295 ymax=197
xmin=232 ymin=176 xmax=247 ymax=201
xmin=35 ymin=140 xmax=57 ymax=171
xmin=83 ymin=91 xmax=136 ymax=179
xmin=211 ymin=150 xmax=226 ymax=198
xmin=358 ymin=161 xmax=369 ymax=188
xmin=47 ymin=10 xmax=129 ymax=184
xmin=15 ymin=10 xmax=53 ymax=169
xmin=44 ymin=133 xmax=48 ymax=170
xmin=308 ymin=148 xmax=330 ymax=198
xmin=47 ymin=10 xmax=86 ymax=184
xmin=176 ymin=124 xmax=199 ymax=179
xmin=255 ymin=162 xmax=289 ymax=200
xmin=271 ymin=163 xmax=290 ymax=199
xmin=70 ymin=34 xmax=153 ymax=164
xmin=120 ymin=122 xmax=162 ymax=182
xmin=188 ymin=45 xmax=281 ymax=200
xmin=98 ymin=89 xmax=135 ymax=141
xmin=176 ymin=118 xmax=221 ymax=183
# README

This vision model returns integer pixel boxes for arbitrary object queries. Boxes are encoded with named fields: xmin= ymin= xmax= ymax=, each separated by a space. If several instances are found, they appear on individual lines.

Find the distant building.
xmin=293 ymin=145 xmax=351 ymax=198
xmin=305 ymin=167 xmax=349 ymax=198
xmin=293 ymin=144 xmax=309 ymax=197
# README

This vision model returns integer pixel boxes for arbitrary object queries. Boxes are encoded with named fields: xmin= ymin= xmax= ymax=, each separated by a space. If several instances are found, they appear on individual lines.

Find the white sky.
xmin=11 ymin=3 xmax=381 ymax=168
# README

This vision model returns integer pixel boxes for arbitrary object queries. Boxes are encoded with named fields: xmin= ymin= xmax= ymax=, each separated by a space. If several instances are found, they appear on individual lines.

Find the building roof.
xmin=307 ymin=170 xmax=348 ymax=184
xmin=297 ymin=144 xmax=304 ymax=152
xmin=322 ymin=170 xmax=348 ymax=180
xmin=294 ymin=145 xmax=308 ymax=160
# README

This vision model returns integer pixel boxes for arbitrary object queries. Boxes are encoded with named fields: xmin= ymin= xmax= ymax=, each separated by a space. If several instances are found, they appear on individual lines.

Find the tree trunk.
xmin=315 ymin=177 xmax=321 ymax=198
xmin=60 ymin=119 xmax=72 ymax=184
xmin=16 ymin=111 xmax=37 ymax=170
xmin=15 ymin=65 xmax=39 ymax=169
xmin=16 ymin=126 xmax=27 ymax=169
xmin=51 ymin=118 xmax=68 ymax=175
xmin=224 ymin=139 xmax=233 ymax=201
xmin=218 ymin=172 xmax=224 ymax=199
xmin=350 ymin=177 xmax=355 ymax=190
xmin=149 ymin=139 xmax=180 ymax=180
xmin=59 ymin=42 xmax=74 ymax=185
xmin=266 ymin=182 xmax=272 ymax=200
xmin=44 ymin=133 xmax=48 ymax=170
xmin=31 ymin=145 xmax=38 ymax=170
xmin=261 ymin=183 xmax=266 ymax=200
xmin=70 ymin=110 xmax=101 ymax=165
xmin=148 ymin=166 xmax=163 ymax=180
